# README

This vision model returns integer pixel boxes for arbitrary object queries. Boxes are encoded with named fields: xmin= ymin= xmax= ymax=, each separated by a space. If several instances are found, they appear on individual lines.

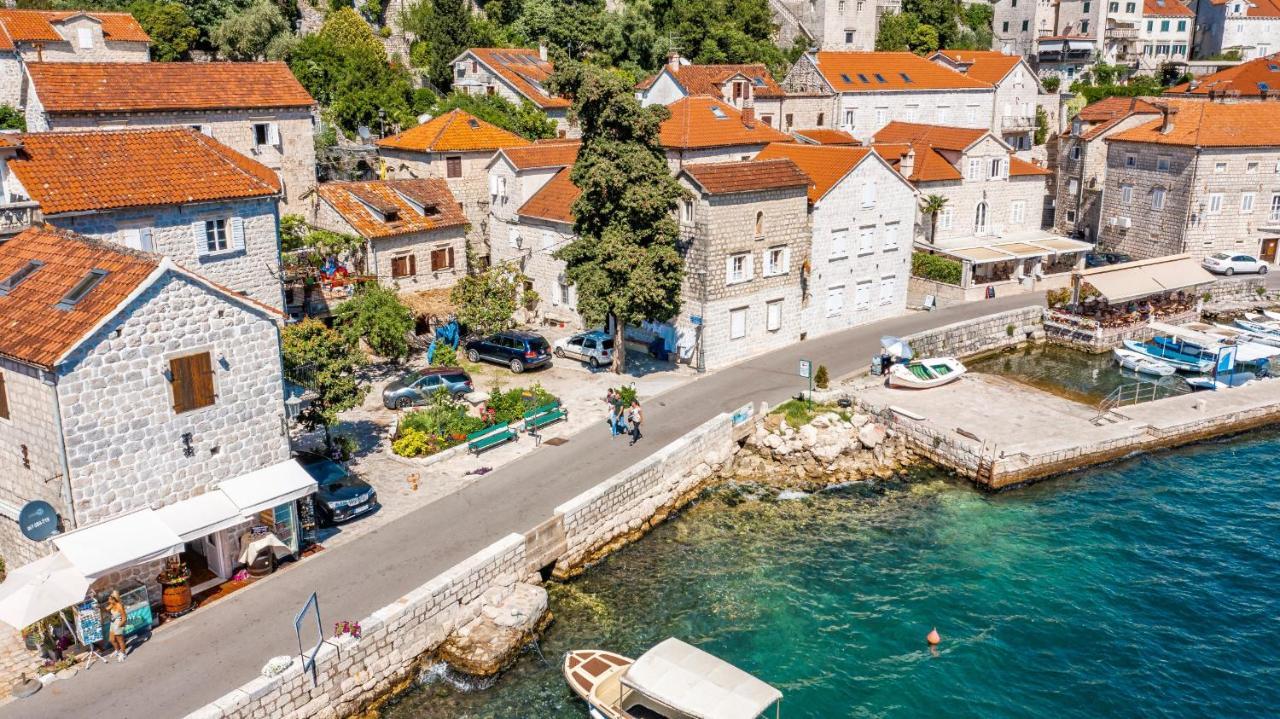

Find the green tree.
xmin=921 ymin=194 xmax=948 ymax=244
xmin=876 ymin=12 xmax=918 ymax=51
xmin=280 ymin=213 xmax=309 ymax=252
xmin=0 ymin=105 xmax=25 ymax=131
xmin=1034 ymin=106 xmax=1049 ymax=146
xmin=909 ymin=23 xmax=940 ymax=54
xmin=403 ymin=0 xmax=479 ymax=90
xmin=428 ymin=92 xmax=556 ymax=140
xmin=335 ymin=283 xmax=416 ymax=361
xmin=211 ymin=0 xmax=290 ymax=60
xmin=1041 ymin=75 xmax=1061 ymax=93
xmin=547 ymin=60 xmax=685 ymax=373
xmin=450 ymin=262 xmax=526 ymax=337
xmin=282 ymin=318 xmax=367 ymax=446
xmin=128 ymin=0 xmax=200 ymax=60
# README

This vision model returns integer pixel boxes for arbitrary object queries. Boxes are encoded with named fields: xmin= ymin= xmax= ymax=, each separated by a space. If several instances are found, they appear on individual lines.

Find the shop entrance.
xmin=1261 ymin=237 xmax=1278 ymax=263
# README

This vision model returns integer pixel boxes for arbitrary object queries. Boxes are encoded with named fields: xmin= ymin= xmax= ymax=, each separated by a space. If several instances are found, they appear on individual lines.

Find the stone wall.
xmin=379 ymin=148 xmax=492 ymax=261
xmin=0 ymin=54 xmax=24 ymax=109
xmin=1205 ymin=276 xmax=1271 ymax=304
xmin=310 ymin=197 xmax=468 ymax=292
xmin=0 ymin=358 xmax=66 ymax=568
xmin=899 ymin=305 xmax=1045 ymax=359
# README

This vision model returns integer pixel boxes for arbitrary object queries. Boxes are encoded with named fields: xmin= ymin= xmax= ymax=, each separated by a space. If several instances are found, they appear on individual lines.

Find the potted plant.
xmin=157 ymin=557 xmax=193 ymax=617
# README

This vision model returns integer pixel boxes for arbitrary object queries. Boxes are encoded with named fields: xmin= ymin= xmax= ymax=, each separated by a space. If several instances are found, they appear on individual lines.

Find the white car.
xmin=1202 ymin=253 xmax=1268 ymax=276
xmin=553 ymin=330 xmax=614 ymax=368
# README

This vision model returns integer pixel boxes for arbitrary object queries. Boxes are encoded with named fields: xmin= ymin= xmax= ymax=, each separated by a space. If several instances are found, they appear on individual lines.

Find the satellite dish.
xmin=357 ymin=125 xmax=372 ymax=141
xmin=19 ymin=500 xmax=59 ymax=541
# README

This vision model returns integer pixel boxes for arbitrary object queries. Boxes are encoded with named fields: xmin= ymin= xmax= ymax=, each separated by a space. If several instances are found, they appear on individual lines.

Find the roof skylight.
xmin=56 ymin=269 xmax=108 ymax=310
xmin=0 ymin=260 xmax=43 ymax=296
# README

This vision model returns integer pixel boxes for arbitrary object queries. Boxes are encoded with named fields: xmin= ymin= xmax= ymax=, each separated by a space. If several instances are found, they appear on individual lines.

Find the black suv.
xmin=464 ymin=330 xmax=552 ymax=373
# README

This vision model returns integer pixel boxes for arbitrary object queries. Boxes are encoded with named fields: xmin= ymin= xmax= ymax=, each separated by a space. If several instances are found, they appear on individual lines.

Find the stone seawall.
xmin=902 ymin=306 xmax=1045 ymax=359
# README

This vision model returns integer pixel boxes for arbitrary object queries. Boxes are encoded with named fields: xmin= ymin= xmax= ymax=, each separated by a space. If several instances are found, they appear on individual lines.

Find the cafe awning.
xmin=621 ymin=638 xmax=782 ymax=719
xmin=154 ymin=491 xmax=246 ymax=542
xmin=931 ymin=245 xmax=1014 ymax=263
xmin=1075 ymin=254 xmax=1215 ymax=303
xmin=216 ymin=459 xmax=317 ymax=516
xmin=992 ymin=242 xmax=1051 ymax=258
xmin=1030 ymin=237 xmax=1093 ymax=255
xmin=52 ymin=509 xmax=183 ymax=579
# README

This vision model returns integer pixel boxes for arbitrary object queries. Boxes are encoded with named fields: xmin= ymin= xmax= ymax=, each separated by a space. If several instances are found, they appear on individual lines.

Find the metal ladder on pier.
xmin=1091 ymin=379 xmax=1188 ymax=425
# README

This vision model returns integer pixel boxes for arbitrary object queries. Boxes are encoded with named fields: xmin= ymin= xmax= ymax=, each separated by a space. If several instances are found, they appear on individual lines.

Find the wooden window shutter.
xmin=408 ymin=254 xmax=417 ymax=275
xmin=139 ymin=227 xmax=154 ymax=252
xmin=447 ymin=246 xmax=455 ymax=269
xmin=0 ymin=371 xmax=9 ymax=420
xmin=171 ymin=353 xmax=215 ymax=413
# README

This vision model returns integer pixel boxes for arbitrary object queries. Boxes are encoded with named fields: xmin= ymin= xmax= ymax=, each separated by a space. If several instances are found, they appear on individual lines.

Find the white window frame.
xmin=764 ymin=246 xmax=789 ymax=276
xmin=77 ymin=27 xmax=92 ymax=49
xmin=861 ymin=182 xmax=876 ymax=208
xmin=1214 ymin=162 xmax=1227 ymax=174
xmin=1121 ymin=184 xmax=1133 ymax=204
xmin=825 ymin=285 xmax=845 ymax=317
xmin=1157 ymin=155 xmax=1171 ymax=172
xmin=857 ymin=225 xmax=875 ymax=255
xmin=938 ymin=206 xmax=953 ymax=230
xmin=1241 ymin=192 xmax=1255 ymax=213
xmin=766 ymin=299 xmax=782 ymax=332
xmin=1152 ymin=187 xmax=1167 ymax=210
xmin=1010 ymin=200 xmax=1025 ymax=225
xmin=878 ymin=275 xmax=896 ymax=306
xmin=726 ymin=252 xmax=751 ymax=284
xmin=1208 ymin=192 xmax=1223 ymax=214
xmin=967 ymin=158 xmax=981 ymax=180
xmin=1125 ymin=153 xmax=1137 ymax=168
xmin=881 ymin=222 xmax=899 ymax=251
xmin=729 ymin=307 xmax=747 ymax=340
xmin=830 ymin=228 xmax=849 ymax=259
xmin=854 ymin=281 xmax=872 ymax=310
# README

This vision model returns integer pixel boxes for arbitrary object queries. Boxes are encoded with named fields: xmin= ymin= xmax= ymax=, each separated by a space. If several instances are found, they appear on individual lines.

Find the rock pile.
xmin=437 ymin=583 xmax=552 ymax=677
xmin=729 ymin=410 xmax=914 ymax=491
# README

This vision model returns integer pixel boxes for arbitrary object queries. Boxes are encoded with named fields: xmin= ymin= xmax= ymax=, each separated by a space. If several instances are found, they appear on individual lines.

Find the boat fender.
xmin=926 ymin=628 xmax=941 ymax=646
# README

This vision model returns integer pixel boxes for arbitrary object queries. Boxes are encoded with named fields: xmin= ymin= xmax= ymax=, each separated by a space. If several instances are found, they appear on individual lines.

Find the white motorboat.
xmin=887 ymin=357 xmax=966 ymax=389
xmin=1262 ymin=310 xmax=1280 ymax=323
xmin=1185 ymin=372 xmax=1254 ymax=391
xmin=1199 ymin=323 xmax=1280 ymax=349
xmin=1113 ymin=348 xmax=1177 ymax=377
xmin=564 ymin=638 xmax=782 ymax=719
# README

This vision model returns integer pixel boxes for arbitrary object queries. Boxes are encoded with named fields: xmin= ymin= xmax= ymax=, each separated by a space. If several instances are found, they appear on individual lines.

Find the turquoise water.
xmin=384 ymin=433 xmax=1280 ymax=719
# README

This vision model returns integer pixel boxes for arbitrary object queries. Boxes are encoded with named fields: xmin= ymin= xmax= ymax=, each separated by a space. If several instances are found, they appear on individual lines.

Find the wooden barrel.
xmin=162 ymin=583 xmax=192 ymax=616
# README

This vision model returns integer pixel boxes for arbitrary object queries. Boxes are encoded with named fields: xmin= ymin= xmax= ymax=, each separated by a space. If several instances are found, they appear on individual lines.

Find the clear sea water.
xmin=383 ymin=431 xmax=1280 ymax=719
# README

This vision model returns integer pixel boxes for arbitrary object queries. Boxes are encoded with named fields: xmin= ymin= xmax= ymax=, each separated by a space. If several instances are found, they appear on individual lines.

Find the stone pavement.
xmin=2 ymin=293 xmax=1040 ymax=719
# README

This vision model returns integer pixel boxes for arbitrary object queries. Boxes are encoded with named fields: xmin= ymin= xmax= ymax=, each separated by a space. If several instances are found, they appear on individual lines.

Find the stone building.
xmin=377 ymin=109 xmax=531 ymax=264
xmin=21 ymin=61 xmax=317 ymax=213
xmin=1054 ymin=96 xmax=1161 ymax=241
xmin=1098 ymin=101 xmax=1280 ymax=263
xmin=769 ymin=0 xmax=899 ymax=51
xmin=930 ymin=50 xmax=1042 ymax=152
xmin=754 ymin=143 xmax=917 ymax=338
xmin=1035 ymin=34 xmax=1098 ymax=83
xmin=0 ymin=225 xmax=289 ymax=588
xmin=675 ymin=159 xmax=813 ymax=371
xmin=781 ymin=51 xmax=996 ymax=142
xmin=0 ymin=9 xmax=149 ymax=108
xmin=311 ymin=179 xmax=469 ymax=292
xmin=1049 ymin=0 xmax=1192 ymax=75
xmin=3 ymin=128 xmax=286 ymax=310
xmin=450 ymin=47 xmax=576 ymax=137
xmin=659 ymin=96 xmax=792 ymax=171
xmin=1195 ymin=0 xmax=1280 ymax=61
xmin=992 ymin=0 xmax=1057 ymax=56
xmin=1163 ymin=53 xmax=1280 ymax=99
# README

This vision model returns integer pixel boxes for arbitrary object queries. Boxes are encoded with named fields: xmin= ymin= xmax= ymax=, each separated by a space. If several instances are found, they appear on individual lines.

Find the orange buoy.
xmin=926 ymin=628 xmax=941 ymax=645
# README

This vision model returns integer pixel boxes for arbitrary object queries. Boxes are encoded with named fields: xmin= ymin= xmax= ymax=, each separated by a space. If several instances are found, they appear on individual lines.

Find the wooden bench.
xmin=467 ymin=422 xmax=517 ymax=454
xmin=523 ymin=401 xmax=567 ymax=433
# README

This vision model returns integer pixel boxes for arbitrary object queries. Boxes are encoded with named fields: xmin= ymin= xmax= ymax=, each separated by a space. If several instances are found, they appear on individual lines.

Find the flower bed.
xmin=391 ymin=385 xmax=558 ymax=458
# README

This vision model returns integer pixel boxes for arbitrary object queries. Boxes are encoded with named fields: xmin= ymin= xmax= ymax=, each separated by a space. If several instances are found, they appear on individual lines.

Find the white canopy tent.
xmin=1072 ymin=254 xmax=1215 ymax=304
xmin=154 ymin=490 xmax=246 ymax=542
xmin=215 ymin=459 xmax=316 ymax=516
xmin=621 ymin=638 xmax=782 ymax=719
xmin=52 ymin=509 xmax=183 ymax=579
xmin=0 ymin=553 xmax=90 ymax=630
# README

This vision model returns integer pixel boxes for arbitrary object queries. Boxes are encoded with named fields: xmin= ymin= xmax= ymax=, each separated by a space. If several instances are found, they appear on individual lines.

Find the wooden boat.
xmin=1113 ymin=348 xmax=1177 ymax=377
xmin=1121 ymin=340 xmax=1212 ymax=373
xmin=565 ymin=638 xmax=782 ymax=719
xmin=887 ymin=357 xmax=966 ymax=389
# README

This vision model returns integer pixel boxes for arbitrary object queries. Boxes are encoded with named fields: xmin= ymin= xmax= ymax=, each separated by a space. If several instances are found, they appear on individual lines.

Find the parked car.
xmin=1084 ymin=252 xmax=1133 ymax=268
xmin=382 ymin=367 xmax=473 ymax=409
xmin=297 ymin=454 xmax=378 ymax=526
xmin=1202 ymin=252 xmax=1268 ymax=276
xmin=553 ymin=330 xmax=615 ymax=368
xmin=464 ymin=330 xmax=552 ymax=373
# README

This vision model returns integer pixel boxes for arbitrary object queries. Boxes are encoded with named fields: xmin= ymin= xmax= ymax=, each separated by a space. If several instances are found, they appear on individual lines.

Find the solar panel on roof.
xmin=874 ymin=73 xmax=887 ymax=83
xmin=857 ymin=73 xmax=870 ymax=83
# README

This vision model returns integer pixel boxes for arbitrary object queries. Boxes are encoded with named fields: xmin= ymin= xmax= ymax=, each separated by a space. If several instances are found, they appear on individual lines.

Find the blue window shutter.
xmin=230 ymin=217 xmax=245 ymax=251
xmin=192 ymin=221 xmax=206 ymax=255
xmin=139 ymin=227 xmax=154 ymax=252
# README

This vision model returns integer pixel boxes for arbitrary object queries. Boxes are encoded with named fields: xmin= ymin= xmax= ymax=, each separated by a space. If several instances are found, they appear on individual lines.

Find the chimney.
xmin=1158 ymin=104 xmax=1178 ymax=133
xmin=899 ymin=147 xmax=915 ymax=179
xmin=741 ymin=105 xmax=756 ymax=129
xmin=667 ymin=51 xmax=681 ymax=72
xmin=538 ymin=42 xmax=548 ymax=62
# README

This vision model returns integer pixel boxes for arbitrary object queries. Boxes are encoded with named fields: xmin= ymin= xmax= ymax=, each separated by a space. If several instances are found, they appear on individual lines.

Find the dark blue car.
xmin=464 ymin=330 xmax=552 ymax=374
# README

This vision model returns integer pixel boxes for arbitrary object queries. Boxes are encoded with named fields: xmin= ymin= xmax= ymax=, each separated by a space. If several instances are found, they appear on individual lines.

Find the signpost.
xmin=18 ymin=500 xmax=58 ymax=541
xmin=798 ymin=359 xmax=813 ymax=408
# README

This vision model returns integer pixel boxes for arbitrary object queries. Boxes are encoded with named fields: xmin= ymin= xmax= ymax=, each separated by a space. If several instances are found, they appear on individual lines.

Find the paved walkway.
xmin=5 ymin=294 xmax=1040 ymax=719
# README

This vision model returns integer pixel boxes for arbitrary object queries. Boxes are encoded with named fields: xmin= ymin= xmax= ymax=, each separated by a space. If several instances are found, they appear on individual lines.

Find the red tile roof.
xmin=872 ymin=121 xmax=987 ymax=151
xmin=0 ymin=225 xmax=160 ymax=369
xmin=518 ymin=167 xmax=579 ymax=224
xmin=682 ymin=158 xmax=811 ymax=195
xmin=871 ymin=123 xmax=1048 ymax=182
xmin=930 ymin=50 xmax=1024 ymax=84
xmin=1010 ymin=157 xmax=1052 ymax=176
xmin=646 ymin=64 xmax=786 ymax=99
xmin=7 ymin=129 xmax=281 ymax=215
xmin=317 ymin=179 xmax=467 ymax=239
xmin=1142 ymin=0 xmax=1194 ymax=16
xmin=1164 ymin=53 xmax=1280 ymax=97
xmin=377 ymin=109 xmax=531 ymax=153
xmin=812 ymin=51 xmax=991 ymax=92
xmin=1236 ymin=0 xmax=1280 ymax=17
xmin=463 ymin=48 xmax=570 ymax=109
xmin=792 ymin=128 xmax=860 ymax=145
xmin=497 ymin=140 xmax=579 ymax=170
xmin=660 ymin=97 xmax=791 ymax=149
xmin=754 ymin=143 xmax=872 ymax=202
xmin=1069 ymin=96 xmax=1163 ymax=139
xmin=1107 ymin=100 xmax=1280 ymax=147
xmin=25 ymin=62 xmax=314 ymax=113
xmin=0 ymin=10 xmax=149 ymax=51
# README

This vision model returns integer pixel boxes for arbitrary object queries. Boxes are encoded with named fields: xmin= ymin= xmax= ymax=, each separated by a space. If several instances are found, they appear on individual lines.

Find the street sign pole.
xmin=798 ymin=359 xmax=812 ymax=409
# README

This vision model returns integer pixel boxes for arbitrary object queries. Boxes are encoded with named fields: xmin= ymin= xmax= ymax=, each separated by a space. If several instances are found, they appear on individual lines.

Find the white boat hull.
xmin=888 ymin=357 xmax=967 ymax=389
xmin=1112 ymin=348 xmax=1177 ymax=377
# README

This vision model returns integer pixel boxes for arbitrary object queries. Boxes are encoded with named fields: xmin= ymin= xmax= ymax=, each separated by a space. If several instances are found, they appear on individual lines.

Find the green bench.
xmin=523 ymin=401 xmax=567 ymax=433
xmin=467 ymin=422 xmax=517 ymax=454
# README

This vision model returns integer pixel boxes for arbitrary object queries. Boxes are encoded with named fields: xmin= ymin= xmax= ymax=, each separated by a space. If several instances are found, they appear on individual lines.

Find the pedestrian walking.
xmin=106 ymin=591 xmax=128 ymax=662
xmin=605 ymin=389 xmax=620 ymax=436
xmin=628 ymin=400 xmax=644 ymax=445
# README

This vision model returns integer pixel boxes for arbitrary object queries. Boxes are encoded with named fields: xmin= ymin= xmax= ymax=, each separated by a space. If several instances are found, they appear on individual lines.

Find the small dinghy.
xmin=1121 ymin=339 xmax=1212 ymax=373
xmin=1185 ymin=371 xmax=1255 ymax=391
xmin=887 ymin=357 xmax=966 ymax=389
xmin=1113 ymin=348 xmax=1177 ymax=377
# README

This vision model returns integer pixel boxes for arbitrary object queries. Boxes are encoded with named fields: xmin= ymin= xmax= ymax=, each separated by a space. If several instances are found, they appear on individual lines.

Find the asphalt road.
xmin=7 ymin=293 xmax=1042 ymax=719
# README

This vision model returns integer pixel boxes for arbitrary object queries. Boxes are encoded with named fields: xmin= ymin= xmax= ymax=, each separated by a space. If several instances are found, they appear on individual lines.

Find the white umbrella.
xmin=880 ymin=336 xmax=914 ymax=360
xmin=0 ymin=552 xmax=90 ymax=630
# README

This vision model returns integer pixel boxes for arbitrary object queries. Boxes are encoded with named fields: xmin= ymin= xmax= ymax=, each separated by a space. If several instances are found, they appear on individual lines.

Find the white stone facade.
xmin=1195 ymin=2 xmax=1280 ymax=60
xmin=1053 ymin=112 xmax=1159 ymax=240
xmin=310 ymin=197 xmax=468 ymax=292
xmin=380 ymin=149 xmax=493 ymax=260
xmin=915 ymin=136 xmax=1051 ymax=245
xmin=994 ymin=0 xmax=1057 ymax=56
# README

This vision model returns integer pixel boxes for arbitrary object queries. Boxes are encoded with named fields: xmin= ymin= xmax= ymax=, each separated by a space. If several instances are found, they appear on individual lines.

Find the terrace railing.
xmin=1093 ymin=378 xmax=1189 ymax=424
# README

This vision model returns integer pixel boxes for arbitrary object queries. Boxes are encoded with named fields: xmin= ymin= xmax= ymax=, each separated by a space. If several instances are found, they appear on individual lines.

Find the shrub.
xmin=814 ymin=364 xmax=830 ymax=389
xmin=332 ymin=434 xmax=358 ymax=461
xmin=1046 ymin=288 xmax=1071 ymax=308
xmin=395 ymin=389 xmax=485 ymax=457
xmin=615 ymin=384 xmax=638 ymax=406
xmin=335 ymin=284 xmax=415 ymax=361
xmin=1006 ymin=324 xmax=1015 ymax=337
xmin=392 ymin=427 xmax=437 ymax=457
xmin=912 ymin=252 xmax=963 ymax=285
xmin=485 ymin=384 xmax=557 ymax=425
xmin=430 ymin=342 xmax=458 ymax=367
xmin=1041 ymin=75 xmax=1061 ymax=93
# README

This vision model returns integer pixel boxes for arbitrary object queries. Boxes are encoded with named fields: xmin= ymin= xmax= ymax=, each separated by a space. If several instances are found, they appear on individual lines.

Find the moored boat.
xmin=1185 ymin=371 xmax=1255 ymax=391
xmin=887 ymin=357 xmax=966 ymax=389
xmin=1121 ymin=339 xmax=1213 ymax=373
xmin=564 ymin=638 xmax=783 ymax=719
xmin=1261 ymin=310 xmax=1280 ymax=323
xmin=1113 ymin=348 xmax=1177 ymax=377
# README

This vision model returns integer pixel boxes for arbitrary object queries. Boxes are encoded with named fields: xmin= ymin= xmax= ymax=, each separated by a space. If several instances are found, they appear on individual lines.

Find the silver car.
xmin=553 ymin=331 xmax=615 ymax=368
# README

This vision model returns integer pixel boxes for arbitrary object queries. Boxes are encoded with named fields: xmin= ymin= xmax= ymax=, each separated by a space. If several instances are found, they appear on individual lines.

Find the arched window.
xmin=754 ymin=211 xmax=764 ymax=237
xmin=974 ymin=202 xmax=988 ymax=235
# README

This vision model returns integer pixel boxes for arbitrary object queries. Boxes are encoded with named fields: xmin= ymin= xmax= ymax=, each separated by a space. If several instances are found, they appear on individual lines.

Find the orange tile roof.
xmin=8 ymin=129 xmax=281 ymax=215
xmin=0 ymin=10 xmax=149 ymax=49
xmin=0 ymin=225 xmax=160 ymax=369
xmin=1070 ymin=96 xmax=1163 ymax=139
xmin=754 ymin=143 xmax=871 ymax=202
xmin=377 ymin=109 xmax=531 ymax=153
xmin=25 ymin=62 xmax=314 ymax=113
xmin=1142 ymin=0 xmax=1194 ymax=16
xmin=1164 ymin=53 xmax=1280 ymax=97
xmin=658 ymin=64 xmax=786 ymax=98
xmin=317 ymin=179 xmax=467 ymax=239
xmin=1010 ymin=157 xmax=1052 ymax=176
xmin=498 ymin=140 xmax=579 ymax=170
xmin=1238 ymin=0 xmax=1280 ymax=17
xmin=1107 ymin=100 xmax=1280 ymax=147
xmin=930 ymin=50 xmax=1023 ymax=84
xmin=812 ymin=51 xmax=991 ymax=92
xmin=872 ymin=121 xmax=987 ymax=151
xmin=682 ymin=158 xmax=811 ymax=195
xmin=518 ymin=167 xmax=579 ymax=224
xmin=463 ymin=48 xmax=570 ymax=109
xmin=872 ymin=142 xmax=960 ymax=182
xmin=792 ymin=128 xmax=860 ymax=145
xmin=660 ymin=97 xmax=791 ymax=149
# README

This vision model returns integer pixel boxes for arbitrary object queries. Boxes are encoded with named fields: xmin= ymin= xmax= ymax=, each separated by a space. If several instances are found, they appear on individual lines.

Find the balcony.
xmin=1105 ymin=25 xmax=1139 ymax=40
xmin=1001 ymin=115 xmax=1036 ymax=130
xmin=0 ymin=201 xmax=40 ymax=235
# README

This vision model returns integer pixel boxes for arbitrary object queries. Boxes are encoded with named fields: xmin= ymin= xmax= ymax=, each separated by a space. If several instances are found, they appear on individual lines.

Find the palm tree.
xmin=921 ymin=194 xmax=948 ymax=245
